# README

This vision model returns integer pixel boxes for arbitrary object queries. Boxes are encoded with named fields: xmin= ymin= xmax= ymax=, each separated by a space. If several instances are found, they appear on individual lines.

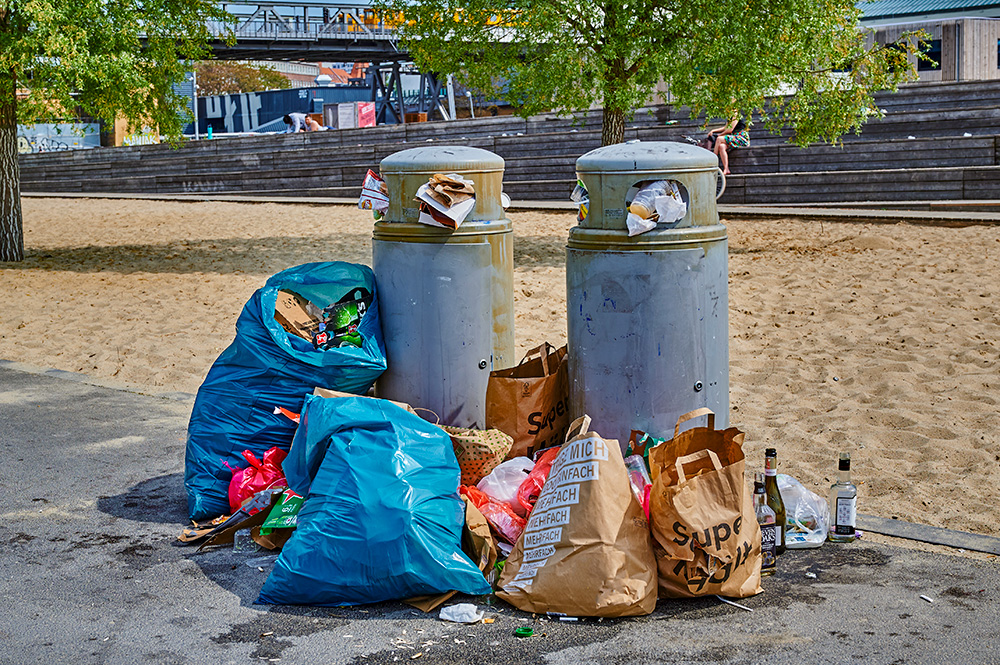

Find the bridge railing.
xmin=213 ymin=2 xmax=401 ymax=41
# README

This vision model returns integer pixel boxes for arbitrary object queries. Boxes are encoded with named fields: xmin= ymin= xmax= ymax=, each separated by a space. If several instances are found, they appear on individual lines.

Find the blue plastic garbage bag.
xmin=185 ymin=262 xmax=386 ymax=521
xmin=257 ymin=393 xmax=491 ymax=606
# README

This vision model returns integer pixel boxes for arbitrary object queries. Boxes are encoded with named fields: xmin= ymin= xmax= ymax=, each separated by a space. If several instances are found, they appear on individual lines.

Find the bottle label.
xmin=764 ymin=467 xmax=776 ymax=477
xmin=835 ymin=497 xmax=856 ymax=535
xmin=760 ymin=524 xmax=776 ymax=568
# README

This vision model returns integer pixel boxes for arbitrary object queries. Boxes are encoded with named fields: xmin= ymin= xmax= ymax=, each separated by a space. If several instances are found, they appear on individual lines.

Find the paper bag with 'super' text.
xmin=648 ymin=409 xmax=762 ymax=599
xmin=497 ymin=416 xmax=657 ymax=617
xmin=485 ymin=343 xmax=569 ymax=460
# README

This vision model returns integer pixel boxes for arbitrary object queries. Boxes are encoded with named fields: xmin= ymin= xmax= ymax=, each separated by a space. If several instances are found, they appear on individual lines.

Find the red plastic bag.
xmin=461 ymin=485 xmax=527 ymax=545
xmin=515 ymin=446 xmax=562 ymax=517
xmin=226 ymin=447 xmax=289 ymax=513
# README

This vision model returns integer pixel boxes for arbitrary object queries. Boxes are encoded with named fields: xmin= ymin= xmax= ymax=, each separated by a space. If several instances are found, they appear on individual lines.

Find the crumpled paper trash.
xmin=439 ymin=603 xmax=484 ymax=624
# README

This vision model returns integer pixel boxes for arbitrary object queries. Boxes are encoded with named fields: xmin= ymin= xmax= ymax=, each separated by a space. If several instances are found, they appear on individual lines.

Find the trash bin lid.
xmin=576 ymin=141 xmax=717 ymax=174
xmin=380 ymin=145 xmax=504 ymax=174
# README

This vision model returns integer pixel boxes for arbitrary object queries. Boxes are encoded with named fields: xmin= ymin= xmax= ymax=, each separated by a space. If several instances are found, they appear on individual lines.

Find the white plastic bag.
xmin=626 ymin=212 xmax=657 ymax=237
xmin=476 ymin=457 xmax=534 ymax=516
xmin=653 ymin=181 xmax=687 ymax=227
xmin=777 ymin=474 xmax=829 ymax=548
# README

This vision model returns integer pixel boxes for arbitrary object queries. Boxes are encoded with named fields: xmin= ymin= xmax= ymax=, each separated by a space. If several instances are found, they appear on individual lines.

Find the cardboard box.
xmin=274 ymin=290 xmax=321 ymax=341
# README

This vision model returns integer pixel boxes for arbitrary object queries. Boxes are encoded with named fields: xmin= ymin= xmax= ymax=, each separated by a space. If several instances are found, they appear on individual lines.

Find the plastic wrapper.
xmin=623 ymin=454 xmax=652 ymax=519
xmin=777 ymin=473 xmax=830 ymax=548
xmin=357 ymin=169 xmax=389 ymax=219
xmin=570 ymin=179 xmax=589 ymax=223
xmin=654 ymin=181 xmax=687 ymax=227
xmin=476 ymin=457 xmax=534 ymax=516
xmin=514 ymin=446 xmax=561 ymax=516
xmin=461 ymin=485 xmax=527 ymax=545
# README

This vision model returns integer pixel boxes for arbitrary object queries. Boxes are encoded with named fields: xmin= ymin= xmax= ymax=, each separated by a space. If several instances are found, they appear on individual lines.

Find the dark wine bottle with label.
xmin=764 ymin=448 xmax=787 ymax=555
xmin=754 ymin=472 xmax=777 ymax=575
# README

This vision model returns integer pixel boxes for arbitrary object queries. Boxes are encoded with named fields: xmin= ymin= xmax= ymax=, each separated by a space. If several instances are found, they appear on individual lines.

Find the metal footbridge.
xmin=209 ymin=1 xmax=406 ymax=61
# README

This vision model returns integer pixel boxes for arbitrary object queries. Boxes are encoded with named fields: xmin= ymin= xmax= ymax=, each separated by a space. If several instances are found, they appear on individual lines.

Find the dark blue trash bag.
xmin=185 ymin=262 xmax=386 ymax=521
xmin=257 ymin=393 xmax=491 ymax=606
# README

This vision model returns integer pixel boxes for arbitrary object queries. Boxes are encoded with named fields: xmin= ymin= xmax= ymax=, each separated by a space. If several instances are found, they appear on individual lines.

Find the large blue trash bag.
xmin=185 ymin=262 xmax=387 ymax=521
xmin=257 ymin=393 xmax=491 ymax=606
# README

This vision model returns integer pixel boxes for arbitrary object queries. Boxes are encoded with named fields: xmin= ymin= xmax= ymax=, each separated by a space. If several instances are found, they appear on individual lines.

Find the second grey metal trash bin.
xmin=373 ymin=145 xmax=514 ymax=428
xmin=566 ymin=141 xmax=729 ymax=447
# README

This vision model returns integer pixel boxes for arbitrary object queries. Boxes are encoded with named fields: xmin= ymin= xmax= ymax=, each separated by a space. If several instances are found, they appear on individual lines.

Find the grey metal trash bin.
xmin=373 ymin=145 xmax=514 ymax=428
xmin=566 ymin=141 xmax=729 ymax=447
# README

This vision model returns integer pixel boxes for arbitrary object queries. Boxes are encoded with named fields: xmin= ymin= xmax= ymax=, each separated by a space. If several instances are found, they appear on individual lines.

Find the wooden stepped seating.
xmin=19 ymin=79 xmax=1000 ymax=204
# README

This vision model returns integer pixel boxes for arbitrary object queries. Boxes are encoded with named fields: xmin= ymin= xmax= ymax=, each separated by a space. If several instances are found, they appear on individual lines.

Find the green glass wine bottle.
xmin=764 ymin=448 xmax=787 ymax=555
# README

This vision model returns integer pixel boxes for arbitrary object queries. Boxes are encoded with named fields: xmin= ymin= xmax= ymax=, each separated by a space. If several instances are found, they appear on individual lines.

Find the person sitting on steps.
xmin=707 ymin=115 xmax=750 ymax=176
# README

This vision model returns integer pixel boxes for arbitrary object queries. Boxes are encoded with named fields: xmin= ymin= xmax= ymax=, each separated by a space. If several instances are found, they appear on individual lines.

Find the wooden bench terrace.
xmin=20 ymin=79 xmax=1000 ymax=205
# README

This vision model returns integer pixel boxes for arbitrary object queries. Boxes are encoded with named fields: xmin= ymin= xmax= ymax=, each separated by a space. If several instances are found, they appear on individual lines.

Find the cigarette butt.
xmin=920 ymin=595 xmax=934 ymax=603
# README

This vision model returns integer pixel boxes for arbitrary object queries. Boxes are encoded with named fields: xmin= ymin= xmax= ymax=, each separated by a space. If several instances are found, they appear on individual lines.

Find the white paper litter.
xmin=439 ymin=604 xmax=484 ymax=624
xmin=414 ymin=174 xmax=476 ymax=229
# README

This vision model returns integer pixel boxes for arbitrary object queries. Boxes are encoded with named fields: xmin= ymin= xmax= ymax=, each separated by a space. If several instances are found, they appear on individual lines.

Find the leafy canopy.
xmin=2 ymin=0 xmax=233 ymax=138
xmin=195 ymin=61 xmax=291 ymax=96
xmin=379 ymin=0 xmax=924 ymax=145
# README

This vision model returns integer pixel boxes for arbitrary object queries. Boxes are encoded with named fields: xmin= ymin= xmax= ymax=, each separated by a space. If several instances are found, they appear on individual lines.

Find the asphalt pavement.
xmin=1 ymin=361 xmax=998 ymax=665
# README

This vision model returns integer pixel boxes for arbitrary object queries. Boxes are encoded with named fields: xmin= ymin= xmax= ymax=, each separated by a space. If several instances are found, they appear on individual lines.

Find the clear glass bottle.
xmin=764 ymin=448 xmax=787 ymax=555
xmin=753 ymin=473 xmax=777 ymax=576
xmin=829 ymin=452 xmax=857 ymax=543
xmin=233 ymin=528 xmax=260 ymax=553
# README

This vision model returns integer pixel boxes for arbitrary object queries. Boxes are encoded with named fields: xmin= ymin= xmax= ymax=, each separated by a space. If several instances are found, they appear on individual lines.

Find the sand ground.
xmin=3 ymin=198 xmax=999 ymax=537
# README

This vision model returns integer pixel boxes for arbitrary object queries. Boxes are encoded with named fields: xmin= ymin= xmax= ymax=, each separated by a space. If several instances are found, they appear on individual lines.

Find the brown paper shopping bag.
xmin=442 ymin=425 xmax=514 ymax=486
xmin=497 ymin=416 xmax=658 ymax=617
xmin=648 ymin=408 xmax=762 ymax=599
xmin=485 ymin=343 xmax=569 ymax=460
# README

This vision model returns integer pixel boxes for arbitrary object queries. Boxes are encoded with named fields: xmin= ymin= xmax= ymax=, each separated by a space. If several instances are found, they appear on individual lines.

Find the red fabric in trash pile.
xmin=226 ymin=446 xmax=289 ymax=513
xmin=515 ymin=446 xmax=562 ymax=517
xmin=461 ymin=485 xmax=527 ymax=545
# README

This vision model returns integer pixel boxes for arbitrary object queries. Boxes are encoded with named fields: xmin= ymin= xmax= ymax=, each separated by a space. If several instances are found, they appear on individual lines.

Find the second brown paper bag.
xmin=648 ymin=408 xmax=762 ymax=599
xmin=485 ymin=343 xmax=569 ymax=459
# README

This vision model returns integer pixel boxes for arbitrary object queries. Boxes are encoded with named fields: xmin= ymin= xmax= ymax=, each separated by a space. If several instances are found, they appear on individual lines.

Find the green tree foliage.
xmin=195 ymin=61 xmax=292 ymax=96
xmin=379 ymin=0 xmax=925 ymax=147
xmin=0 ymin=0 xmax=232 ymax=262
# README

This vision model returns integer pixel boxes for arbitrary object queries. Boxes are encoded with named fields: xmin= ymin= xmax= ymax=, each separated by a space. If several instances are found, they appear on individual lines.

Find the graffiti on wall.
xmin=193 ymin=86 xmax=374 ymax=134
xmin=17 ymin=123 xmax=100 ymax=153
xmin=203 ymin=92 xmax=264 ymax=133
xmin=122 ymin=128 xmax=160 ymax=146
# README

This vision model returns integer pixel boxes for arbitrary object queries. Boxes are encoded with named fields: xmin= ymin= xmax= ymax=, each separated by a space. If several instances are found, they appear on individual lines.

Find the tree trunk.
xmin=601 ymin=106 xmax=625 ymax=146
xmin=0 ymin=66 xmax=23 ymax=263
